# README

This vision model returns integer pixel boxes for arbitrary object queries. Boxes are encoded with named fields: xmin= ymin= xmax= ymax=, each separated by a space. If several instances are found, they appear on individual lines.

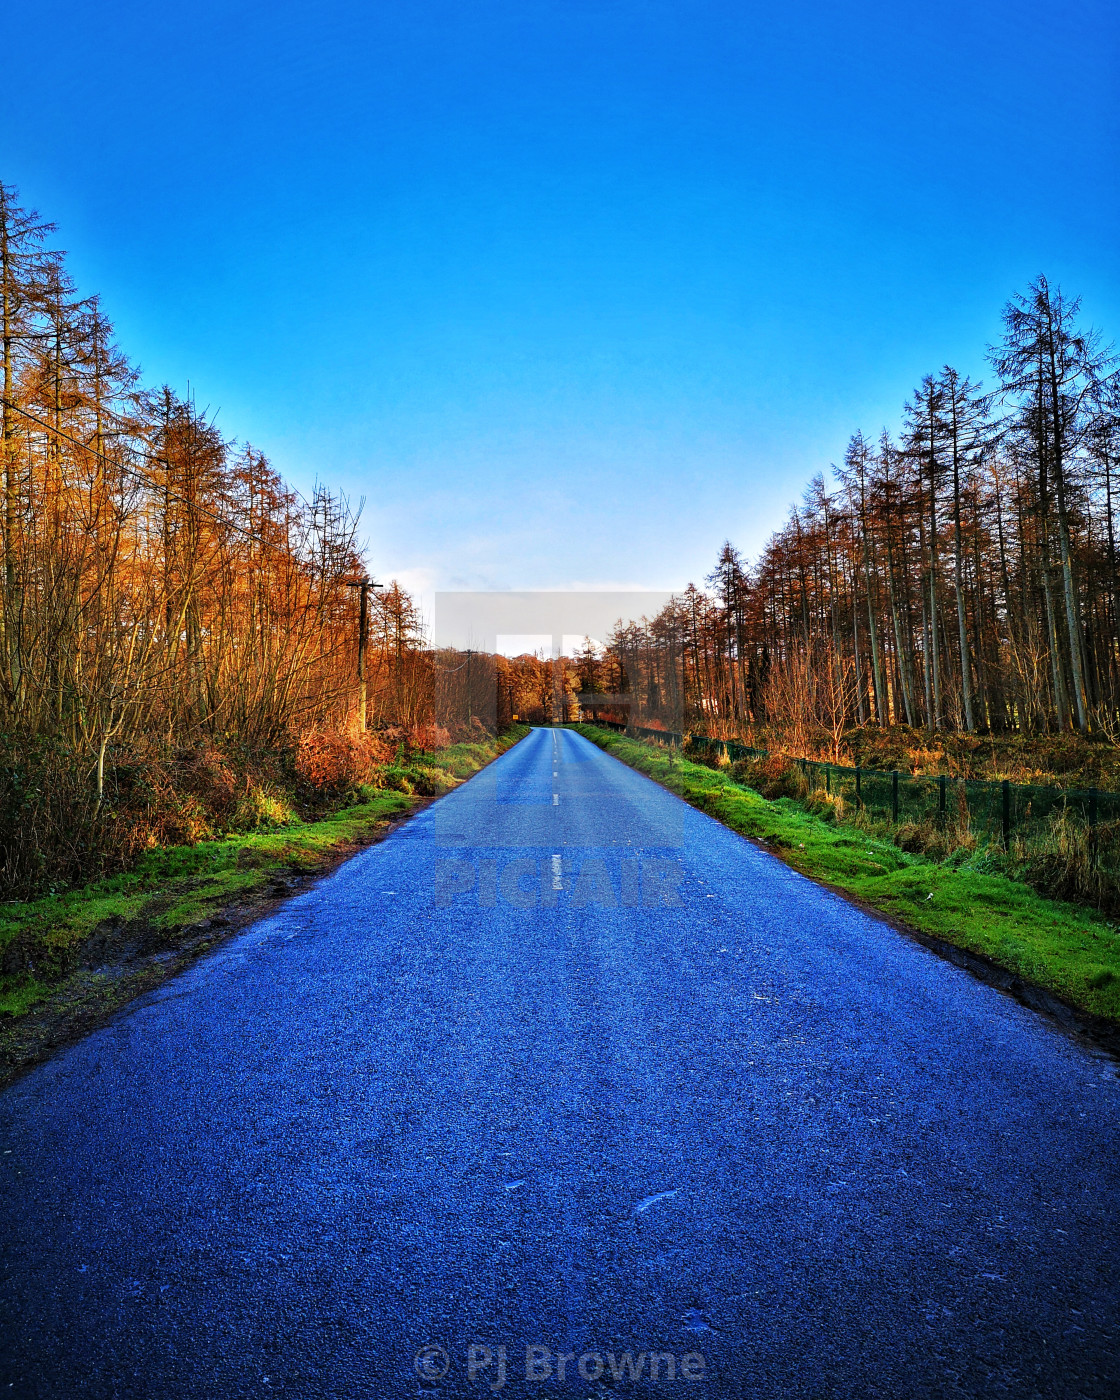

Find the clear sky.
xmin=4 ymin=0 xmax=1117 ymax=615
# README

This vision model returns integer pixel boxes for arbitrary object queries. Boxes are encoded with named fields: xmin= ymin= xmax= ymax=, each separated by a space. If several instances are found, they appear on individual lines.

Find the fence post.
xmin=938 ymin=774 xmax=946 ymax=817
xmin=1089 ymin=787 xmax=1099 ymax=828
xmin=891 ymin=770 xmax=899 ymax=823
xmin=825 ymin=767 xmax=831 ymax=795
xmin=855 ymin=764 xmax=861 ymax=806
xmin=1002 ymin=779 xmax=1011 ymax=849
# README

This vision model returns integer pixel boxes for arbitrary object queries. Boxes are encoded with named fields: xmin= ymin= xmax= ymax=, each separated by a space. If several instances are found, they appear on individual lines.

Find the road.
xmin=1 ymin=726 xmax=1118 ymax=1398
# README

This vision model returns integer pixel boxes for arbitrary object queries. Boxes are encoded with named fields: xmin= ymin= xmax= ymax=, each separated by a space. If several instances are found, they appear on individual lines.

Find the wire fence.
xmin=583 ymin=719 xmax=1120 ymax=847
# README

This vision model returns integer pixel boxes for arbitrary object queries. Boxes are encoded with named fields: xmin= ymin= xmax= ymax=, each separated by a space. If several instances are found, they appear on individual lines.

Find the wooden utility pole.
xmin=346 ymin=577 xmax=382 ymax=730
xmin=466 ymin=648 xmax=472 ymax=726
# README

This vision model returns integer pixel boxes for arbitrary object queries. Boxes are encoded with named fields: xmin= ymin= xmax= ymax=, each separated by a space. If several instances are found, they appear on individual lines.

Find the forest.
xmin=589 ymin=277 xmax=1120 ymax=776
xmin=0 ymin=184 xmax=459 ymax=898
xmin=5 ymin=174 xmax=1120 ymax=902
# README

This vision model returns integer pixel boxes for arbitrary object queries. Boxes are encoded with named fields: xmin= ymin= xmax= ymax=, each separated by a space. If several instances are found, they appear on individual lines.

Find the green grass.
xmin=0 ymin=727 xmax=528 ymax=1019
xmin=568 ymin=725 xmax=1120 ymax=1025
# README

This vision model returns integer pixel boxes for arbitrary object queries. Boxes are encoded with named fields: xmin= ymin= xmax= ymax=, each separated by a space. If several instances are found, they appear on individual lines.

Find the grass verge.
xmin=0 ymin=727 xmax=527 ymax=1085
xmin=569 ymin=725 xmax=1120 ymax=1032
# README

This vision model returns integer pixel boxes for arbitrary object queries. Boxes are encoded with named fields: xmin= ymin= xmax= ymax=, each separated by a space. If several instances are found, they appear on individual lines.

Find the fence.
xmin=581 ymin=719 xmax=1120 ymax=848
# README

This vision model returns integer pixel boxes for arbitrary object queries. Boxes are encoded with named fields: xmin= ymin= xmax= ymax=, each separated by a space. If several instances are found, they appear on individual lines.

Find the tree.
xmin=990 ymin=276 xmax=1117 ymax=731
xmin=904 ymin=375 xmax=947 ymax=729
xmin=838 ymin=431 xmax=886 ymax=723
xmin=938 ymin=366 xmax=989 ymax=730
xmin=0 ymin=184 xmax=54 ymax=695
xmin=598 ymin=278 xmax=1120 ymax=748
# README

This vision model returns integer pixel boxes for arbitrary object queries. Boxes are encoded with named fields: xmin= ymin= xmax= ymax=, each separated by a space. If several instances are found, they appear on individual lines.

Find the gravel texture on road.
xmin=1 ymin=727 xmax=1117 ymax=1398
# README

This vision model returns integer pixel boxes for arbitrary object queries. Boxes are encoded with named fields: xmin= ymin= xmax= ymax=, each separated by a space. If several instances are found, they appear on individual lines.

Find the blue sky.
xmin=4 ymin=0 xmax=1117 ymax=614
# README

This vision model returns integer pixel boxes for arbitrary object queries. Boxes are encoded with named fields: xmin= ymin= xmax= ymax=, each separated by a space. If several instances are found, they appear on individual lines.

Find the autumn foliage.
xmin=593 ymin=279 xmax=1120 ymax=758
xmin=0 ymin=184 xmax=437 ymax=896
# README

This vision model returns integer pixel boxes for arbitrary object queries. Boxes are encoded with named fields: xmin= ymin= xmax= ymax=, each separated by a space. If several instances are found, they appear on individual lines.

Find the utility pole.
xmin=466 ymin=648 xmax=472 ymax=727
xmin=346 ymin=577 xmax=382 ymax=730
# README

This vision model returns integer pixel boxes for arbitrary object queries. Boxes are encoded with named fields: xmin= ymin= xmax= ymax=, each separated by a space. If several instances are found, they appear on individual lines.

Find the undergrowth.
xmin=722 ymin=752 xmax=1120 ymax=917
xmin=0 ymin=721 xmax=511 ymax=902
xmin=0 ymin=726 xmax=528 ymax=1020
xmin=732 ymin=721 xmax=1120 ymax=789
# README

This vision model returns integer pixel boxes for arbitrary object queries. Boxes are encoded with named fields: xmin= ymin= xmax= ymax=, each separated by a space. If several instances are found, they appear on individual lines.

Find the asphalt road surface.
xmin=1 ymin=727 xmax=1118 ymax=1399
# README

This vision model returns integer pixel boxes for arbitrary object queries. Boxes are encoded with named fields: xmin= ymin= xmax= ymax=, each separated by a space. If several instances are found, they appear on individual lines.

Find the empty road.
xmin=1 ymin=726 xmax=1118 ymax=1398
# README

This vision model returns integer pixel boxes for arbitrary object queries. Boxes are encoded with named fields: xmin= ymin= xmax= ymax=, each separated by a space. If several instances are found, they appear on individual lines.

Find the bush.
xmin=804 ymin=789 xmax=845 ymax=824
xmin=893 ymin=818 xmax=975 ymax=863
xmin=734 ymin=755 xmax=809 ymax=801
xmin=408 ymin=722 xmax=452 ymax=752
xmin=179 ymin=740 xmax=240 ymax=820
xmin=294 ymin=727 xmax=385 ymax=801
xmin=117 ymin=781 xmax=212 ymax=851
xmin=0 ymin=720 xmax=476 ymax=901
xmin=1016 ymin=810 xmax=1120 ymax=914
xmin=0 ymin=737 xmax=82 ymax=895
xmin=232 ymin=784 xmax=293 ymax=831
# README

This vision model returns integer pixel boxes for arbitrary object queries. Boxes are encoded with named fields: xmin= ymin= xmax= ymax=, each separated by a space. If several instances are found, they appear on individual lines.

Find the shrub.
xmin=232 ymin=784 xmax=293 ymax=831
xmin=893 ymin=818 xmax=975 ymax=863
xmin=804 ymin=789 xmax=845 ymax=824
xmin=1016 ymin=810 xmax=1120 ymax=914
xmin=735 ymin=755 xmax=809 ymax=801
xmin=369 ymin=764 xmax=427 ymax=796
xmin=120 ymin=782 xmax=212 ymax=851
xmin=294 ymin=726 xmax=385 ymax=801
xmin=180 ymin=740 xmax=240 ymax=820
xmin=0 ymin=720 xmax=469 ymax=902
xmin=408 ymin=723 xmax=452 ymax=751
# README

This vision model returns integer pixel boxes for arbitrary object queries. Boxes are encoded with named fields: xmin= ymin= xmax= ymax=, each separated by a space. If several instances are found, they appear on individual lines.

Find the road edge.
xmin=568 ymin=725 xmax=1120 ymax=1061
xmin=0 ymin=728 xmax=530 ymax=1091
